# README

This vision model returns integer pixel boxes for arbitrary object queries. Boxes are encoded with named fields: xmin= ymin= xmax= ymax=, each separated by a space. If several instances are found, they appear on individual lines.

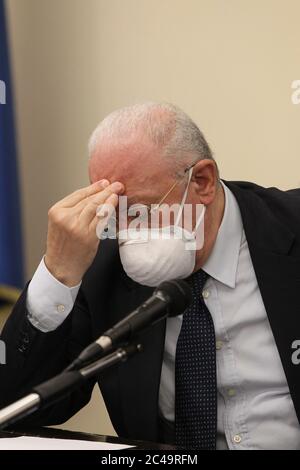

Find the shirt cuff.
xmin=26 ymin=257 xmax=81 ymax=332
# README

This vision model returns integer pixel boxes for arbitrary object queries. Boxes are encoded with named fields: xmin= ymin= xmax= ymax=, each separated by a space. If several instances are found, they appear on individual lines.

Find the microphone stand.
xmin=0 ymin=342 xmax=142 ymax=431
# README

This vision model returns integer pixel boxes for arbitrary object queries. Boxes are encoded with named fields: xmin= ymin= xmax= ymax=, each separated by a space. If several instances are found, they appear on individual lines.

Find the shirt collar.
xmin=203 ymin=181 xmax=243 ymax=288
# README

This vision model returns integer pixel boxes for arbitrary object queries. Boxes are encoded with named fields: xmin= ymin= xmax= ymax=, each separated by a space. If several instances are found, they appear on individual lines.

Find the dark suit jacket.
xmin=1 ymin=181 xmax=300 ymax=442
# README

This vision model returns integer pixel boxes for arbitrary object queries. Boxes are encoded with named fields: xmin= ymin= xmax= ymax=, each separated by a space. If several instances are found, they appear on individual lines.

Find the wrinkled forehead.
xmin=89 ymin=140 xmax=178 ymax=205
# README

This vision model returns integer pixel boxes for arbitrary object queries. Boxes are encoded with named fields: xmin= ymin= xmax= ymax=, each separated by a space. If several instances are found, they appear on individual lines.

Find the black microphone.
xmin=66 ymin=279 xmax=192 ymax=371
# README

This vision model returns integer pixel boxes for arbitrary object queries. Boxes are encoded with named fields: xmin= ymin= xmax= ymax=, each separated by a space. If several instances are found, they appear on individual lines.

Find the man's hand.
xmin=45 ymin=179 xmax=124 ymax=287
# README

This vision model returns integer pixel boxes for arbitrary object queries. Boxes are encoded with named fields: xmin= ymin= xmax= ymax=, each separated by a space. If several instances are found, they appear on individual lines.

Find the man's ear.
xmin=191 ymin=159 xmax=219 ymax=205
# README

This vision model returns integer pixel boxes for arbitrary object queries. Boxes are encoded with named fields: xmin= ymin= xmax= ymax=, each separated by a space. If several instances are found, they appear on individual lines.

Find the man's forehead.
xmin=91 ymin=159 xmax=162 ymax=189
xmin=89 ymin=146 xmax=175 ymax=202
xmin=90 ymin=141 xmax=158 ymax=176
xmin=120 ymin=173 xmax=171 ymax=206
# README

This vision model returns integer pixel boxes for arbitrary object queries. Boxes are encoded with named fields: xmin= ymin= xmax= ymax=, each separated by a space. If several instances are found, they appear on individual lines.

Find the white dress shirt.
xmin=27 ymin=183 xmax=300 ymax=450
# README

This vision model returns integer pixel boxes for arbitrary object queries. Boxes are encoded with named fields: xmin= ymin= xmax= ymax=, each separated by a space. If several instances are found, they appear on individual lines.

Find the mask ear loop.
xmin=192 ymin=204 xmax=206 ymax=235
xmin=175 ymin=167 xmax=193 ymax=227
xmin=174 ymin=167 xmax=207 ymax=236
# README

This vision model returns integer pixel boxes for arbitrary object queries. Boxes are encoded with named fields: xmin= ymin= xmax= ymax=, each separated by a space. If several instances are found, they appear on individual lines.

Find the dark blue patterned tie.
xmin=175 ymin=269 xmax=217 ymax=450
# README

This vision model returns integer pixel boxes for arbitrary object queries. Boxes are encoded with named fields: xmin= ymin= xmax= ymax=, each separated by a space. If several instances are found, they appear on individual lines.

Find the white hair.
xmin=88 ymin=102 xmax=214 ymax=171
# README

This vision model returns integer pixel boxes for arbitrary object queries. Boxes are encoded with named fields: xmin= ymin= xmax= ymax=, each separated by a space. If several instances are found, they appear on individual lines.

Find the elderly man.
xmin=1 ymin=102 xmax=300 ymax=450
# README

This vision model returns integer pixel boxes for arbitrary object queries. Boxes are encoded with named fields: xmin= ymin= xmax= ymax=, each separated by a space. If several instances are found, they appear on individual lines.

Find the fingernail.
xmin=99 ymin=179 xmax=110 ymax=187
xmin=111 ymin=181 xmax=124 ymax=192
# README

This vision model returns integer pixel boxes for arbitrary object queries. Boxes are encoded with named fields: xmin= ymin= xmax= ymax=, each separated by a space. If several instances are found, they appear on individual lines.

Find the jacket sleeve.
xmin=0 ymin=284 xmax=96 ymax=427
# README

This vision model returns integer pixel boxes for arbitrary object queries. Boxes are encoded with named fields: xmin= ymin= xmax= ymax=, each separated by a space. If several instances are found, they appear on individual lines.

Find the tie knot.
xmin=189 ymin=269 xmax=209 ymax=293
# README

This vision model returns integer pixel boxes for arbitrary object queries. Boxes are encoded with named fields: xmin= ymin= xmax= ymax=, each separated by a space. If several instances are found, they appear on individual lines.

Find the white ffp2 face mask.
xmin=118 ymin=168 xmax=206 ymax=287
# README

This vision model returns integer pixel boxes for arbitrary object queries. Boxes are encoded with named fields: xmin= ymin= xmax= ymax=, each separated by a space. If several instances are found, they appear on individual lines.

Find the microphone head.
xmin=155 ymin=279 xmax=192 ymax=317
